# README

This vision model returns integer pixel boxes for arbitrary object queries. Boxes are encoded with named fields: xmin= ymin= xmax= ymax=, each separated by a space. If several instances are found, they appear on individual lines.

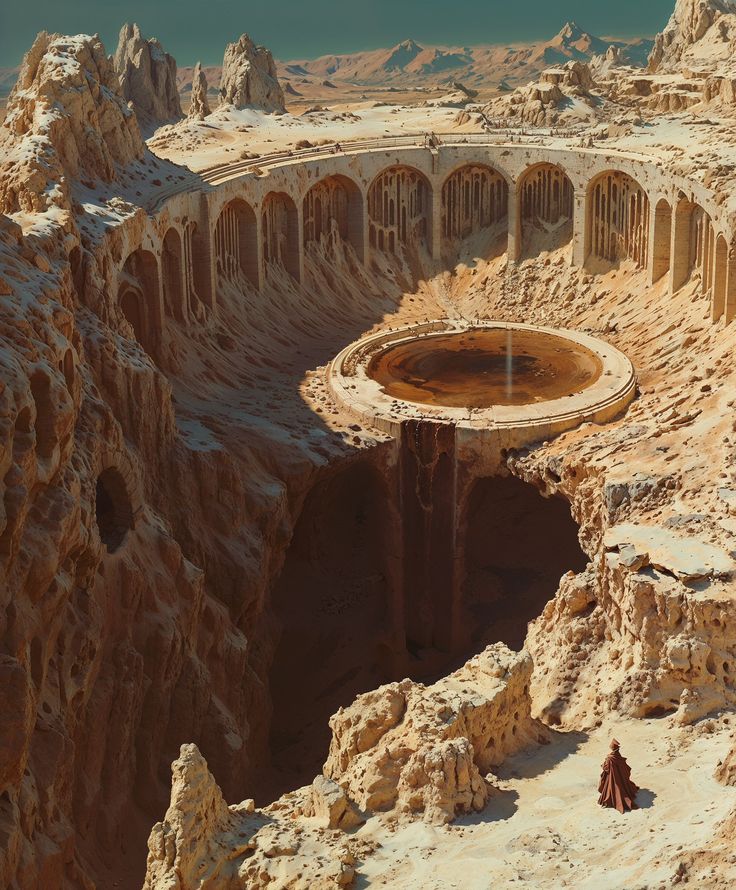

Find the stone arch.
xmin=262 ymin=191 xmax=300 ymax=281
xmin=117 ymin=248 xmax=160 ymax=355
xmin=214 ymin=198 xmax=259 ymax=287
xmin=518 ymin=162 xmax=574 ymax=255
xmin=303 ymin=174 xmax=364 ymax=258
xmin=441 ymin=163 xmax=508 ymax=242
xmin=162 ymin=227 xmax=185 ymax=321
xmin=691 ymin=204 xmax=715 ymax=297
xmin=367 ymin=165 xmax=431 ymax=254
xmin=713 ymin=234 xmax=729 ymax=320
xmin=586 ymin=171 xmax=649 ymax=268
xmin=182 ymin=221 xmax=204 ymax=315
xmin=651 ymin=198 xmax=672 ymax=284
xmin=671 ymin=195 xmax=713 ymax=295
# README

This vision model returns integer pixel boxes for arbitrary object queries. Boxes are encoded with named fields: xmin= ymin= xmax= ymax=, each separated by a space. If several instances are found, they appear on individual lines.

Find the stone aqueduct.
xmin=107 ymin=142 xmax=736 ymax=358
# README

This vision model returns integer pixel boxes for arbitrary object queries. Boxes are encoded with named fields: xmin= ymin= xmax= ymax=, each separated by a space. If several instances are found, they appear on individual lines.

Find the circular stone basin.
xmin=366 ymin=328 xmax=603 ymax=409
xmin=327 ymin=320 xmax=636 ymax=447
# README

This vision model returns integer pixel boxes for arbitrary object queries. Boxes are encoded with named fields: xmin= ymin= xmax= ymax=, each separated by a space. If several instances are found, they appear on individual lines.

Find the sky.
xmin=0 ymin=0 xmax=676 ymax=68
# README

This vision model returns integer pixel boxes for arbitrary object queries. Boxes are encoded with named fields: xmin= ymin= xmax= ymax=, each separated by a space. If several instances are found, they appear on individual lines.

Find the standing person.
xmin=598 ymin=739 xmax=639 ymax=813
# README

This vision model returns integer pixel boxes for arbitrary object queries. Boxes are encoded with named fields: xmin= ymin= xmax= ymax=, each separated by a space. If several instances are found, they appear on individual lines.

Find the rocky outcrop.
xmin=187 ymin=62 xmax=211 ymax=120
xmin=324 ymin=645 xmax=545 ymax=824
xmin=144 ymin=744 xmax=237 ymax=889
xmin=114 ymin=23 xmax=183 ymax=127
xmin=648 ymin=0 xmax=736 ymax=72
xmin=0 ymin=32 xmax=143 ymax=215
xmin=219 ymin=34 xmax=285 ymax=112
xmin=144 ymin=745 xmax=359 ymax=889
xmin=479 ymin=60 xmax=600 ymax=126
xmin=143 ymin=647 xmax=544 ymax=886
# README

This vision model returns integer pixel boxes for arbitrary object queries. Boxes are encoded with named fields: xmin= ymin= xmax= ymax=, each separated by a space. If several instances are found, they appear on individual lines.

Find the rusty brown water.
xmin=367 ymin=329 xmax=604 ymax=408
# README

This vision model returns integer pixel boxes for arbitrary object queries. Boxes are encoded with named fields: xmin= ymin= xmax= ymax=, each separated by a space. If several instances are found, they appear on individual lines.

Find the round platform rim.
xmin=326 ymin=319 xmax=637 ymax=443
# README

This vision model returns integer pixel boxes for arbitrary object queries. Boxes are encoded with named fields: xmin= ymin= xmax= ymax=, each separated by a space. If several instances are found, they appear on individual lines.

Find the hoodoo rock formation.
xmin=187 ymin=62 xmax=211 ymax=120
xmin=218 ymin=33 xmax=285 ymax=112
xmin=0 ymin=32 xmax=143 ymax=214
xmin=114 ymin=23 xmax=183 ymax=127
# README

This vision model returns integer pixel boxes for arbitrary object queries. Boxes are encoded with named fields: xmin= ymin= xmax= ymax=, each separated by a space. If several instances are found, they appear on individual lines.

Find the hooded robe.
xmin=598 ymin=739 xmax=639 ymax=813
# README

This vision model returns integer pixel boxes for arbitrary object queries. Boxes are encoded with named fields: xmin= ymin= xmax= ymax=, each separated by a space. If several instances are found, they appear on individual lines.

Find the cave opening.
xmin=261 ymin=462 xmax=587 ymax=803
xmin=461 ymin=474 xmax=588 ymax=651
xmin=95 ymin=467 xmax=133 ymax=553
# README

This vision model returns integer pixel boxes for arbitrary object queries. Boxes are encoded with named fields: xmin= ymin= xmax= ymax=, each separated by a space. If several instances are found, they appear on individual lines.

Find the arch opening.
xmin=651 ymin=198 xmax=672 ymax=283
xmin=441 ymin=164 xmax=508 ymax=253
xmin=587 ymin=171 xmax=649 ymax=269
xmin=303 ymin=174 xmax=364 ymax=258
xmin=118 ymin=249 xmax=160 ymax=354
xmin=262 ymin=192 xmax=300 ymax=281
xmin=215 ymin=199 xmax=259 ymax=288
xmin=95 ymin=467 xmax=133 ymax=553
xmin=713 ymin=234 xmax=729 ymax=320
xmin=162 ymin=228 xmax=185 ymax=321
xmin=519 ymin=163 xmax=573 ymax=257
xmin=368 ymin=165 xmax=430 ymax=254
xmin=461 ymin=475 xmax=588 ymax=652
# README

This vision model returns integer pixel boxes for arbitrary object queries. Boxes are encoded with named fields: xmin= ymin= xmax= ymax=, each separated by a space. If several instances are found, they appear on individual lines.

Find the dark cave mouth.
xmin=259 ymin=462 xmax=588 ymax=803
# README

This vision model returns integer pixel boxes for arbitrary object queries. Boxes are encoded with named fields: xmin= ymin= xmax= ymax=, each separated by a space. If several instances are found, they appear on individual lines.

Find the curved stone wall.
xmin=105 ymin=141 xmax=736 ymax=362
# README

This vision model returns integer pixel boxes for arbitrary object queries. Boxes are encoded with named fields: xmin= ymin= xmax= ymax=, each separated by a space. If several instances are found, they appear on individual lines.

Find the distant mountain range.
xmin=177 ymin=22 xmax=653 ymax=96
xmin=1 ymin=22 xmax=653 ymax=101
xmin=281 ymin=22 xmax=651 ymax=87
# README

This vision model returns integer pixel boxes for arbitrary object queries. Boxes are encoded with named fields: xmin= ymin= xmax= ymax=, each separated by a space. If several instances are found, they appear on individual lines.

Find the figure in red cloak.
xmin=598 ymin=738 xmax=639 ymax=813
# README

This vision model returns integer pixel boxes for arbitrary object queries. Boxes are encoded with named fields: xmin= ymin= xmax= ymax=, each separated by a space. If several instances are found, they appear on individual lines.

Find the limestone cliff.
xmin=648 ymin=0 xmax=736 ymax=72
xmin=218 ymin=33 xmax=285 ymax=112
xmin=0 ymin=32 xmax=143 ymax=215
xmin=114 ymin=23 xmax=183 ymax=128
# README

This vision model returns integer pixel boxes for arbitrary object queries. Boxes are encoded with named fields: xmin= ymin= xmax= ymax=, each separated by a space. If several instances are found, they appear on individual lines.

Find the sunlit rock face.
xmin=114 ymin=23 xmax=183 ymax=128
xmin=218 ymin=33 xmax=285 ymax=112
xmin=0 ymin=32 xmax=144 ymax=215
xmin=648 ymin=0 xmax=736 ymax=72
xmin=187 ymin=62 xmax=211 ymax=120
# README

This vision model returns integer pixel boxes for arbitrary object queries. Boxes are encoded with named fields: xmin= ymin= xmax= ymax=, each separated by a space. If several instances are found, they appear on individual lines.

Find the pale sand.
xmin=356 ymin=716 xmax=736 ymax=889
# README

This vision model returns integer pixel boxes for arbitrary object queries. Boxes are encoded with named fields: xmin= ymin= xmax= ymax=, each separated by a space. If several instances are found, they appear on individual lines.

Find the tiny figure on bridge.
xmin=598 ymin=739 xmax=639 ymax=813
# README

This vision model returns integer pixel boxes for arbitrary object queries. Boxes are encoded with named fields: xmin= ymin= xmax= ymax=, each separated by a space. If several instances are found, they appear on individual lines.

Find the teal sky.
xmin=1 ymin=0 xmax=675 ymax=68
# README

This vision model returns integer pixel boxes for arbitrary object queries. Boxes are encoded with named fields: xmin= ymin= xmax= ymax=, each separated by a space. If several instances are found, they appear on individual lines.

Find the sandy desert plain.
xmin=3 ymin=0 xmax=736 ymax=887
